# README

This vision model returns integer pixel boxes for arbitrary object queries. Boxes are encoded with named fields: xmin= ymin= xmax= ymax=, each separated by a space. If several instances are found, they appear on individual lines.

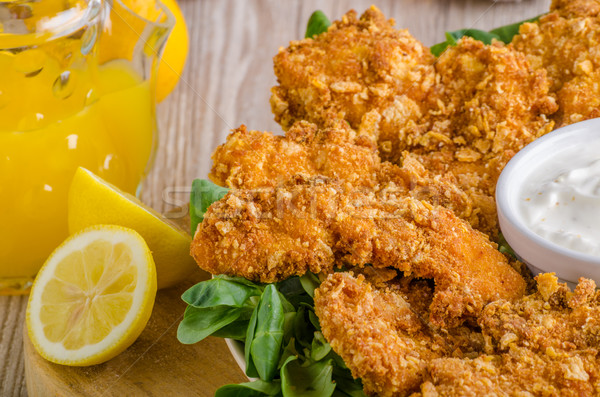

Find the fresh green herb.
xmin=498 ymin=233 xmax=517 ymax=259
xmin=299 ymin=272 xmax=320 ymax=298
xmin=178 ymin=305 xmax=246 ymax=345
xmin=182 ymin=275 xmax=262 ymax=308
xmin=249 ymin=285 xmax=286 ymax=381
xmin=430 ymin=15 xmax=543 ymax=57
xmin=189 ymin=179 xmax=229 ymax=235
xmin=177 ymin=274 xmax=367 ymax=397
xmin=215 ymin=380 xmax=282 ymax=397
xmin=281 ymin=357 xmax=336 ymax=397
xmin=489 ymin=16 xmax=541 ymax=44
xmin=305 ymin=10 xmax=331 ymax=38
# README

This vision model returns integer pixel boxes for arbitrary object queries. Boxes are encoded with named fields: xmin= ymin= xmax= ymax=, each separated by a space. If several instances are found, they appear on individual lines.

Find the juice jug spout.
xmin=97 ymin=0 xmax=175 ymax=99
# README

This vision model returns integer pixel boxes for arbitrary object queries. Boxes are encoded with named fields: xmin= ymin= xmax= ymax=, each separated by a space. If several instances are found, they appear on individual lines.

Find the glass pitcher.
xmin=0 ymin=0 xmax=174 ymax=294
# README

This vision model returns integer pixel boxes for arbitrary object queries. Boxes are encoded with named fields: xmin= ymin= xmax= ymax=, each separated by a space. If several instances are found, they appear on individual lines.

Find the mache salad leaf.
xmin=430 ymin=15 xmax=543 ymax=57
xmin=189 ymin=179 xmax=229 ymax=235
xmin=178 ymin=273 xmax=366 ymax=397
xmin=305 ymin=10 xmax=331 ymax=38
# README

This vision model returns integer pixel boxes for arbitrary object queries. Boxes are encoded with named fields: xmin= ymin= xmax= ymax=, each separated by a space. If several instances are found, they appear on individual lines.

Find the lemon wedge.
xmin=68 ymin=167 xmax=197 ymax=289
xmin=26 ymin=225 xmax=156 ymax=366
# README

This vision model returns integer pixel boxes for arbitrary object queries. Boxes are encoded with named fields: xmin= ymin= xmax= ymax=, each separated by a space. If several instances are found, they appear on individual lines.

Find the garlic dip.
xmin=519 ymin=158 xmax=600 ymax=257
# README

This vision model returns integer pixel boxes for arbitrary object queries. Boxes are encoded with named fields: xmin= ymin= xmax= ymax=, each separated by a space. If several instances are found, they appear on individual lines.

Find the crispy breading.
xmin=416 ymin=274 xmax=600 ymax=396
xmin=313 ymin=272 xmax=447 ymax=397
xmin=210 ymin=120 xmax=379 ymax=189
xmin=314 ymin=273 xmax=487 ymax=397
xmin=512 ymin=1 xmax=600 ymax=126
xmin=191 ymin=176 xmax=526 ymax=326
xmin=397 ymin=38 xmax=557 ymax=239
xmin=551 ymin=0 xmax=600 ymax=18
xmin=209 ymin=120 xmax=502 ymax=236
xmin=315 ymin=273 xmax=600 ymax=396
xmin=420 ymin=38 xmax=557 ymax=157
xmin=271 ymin=13 xmax=557 ymax=238
xmin=270 ymin=6 xmax=436 ymax=153
xmin=555 ymin=71 xmax=600 ymax=125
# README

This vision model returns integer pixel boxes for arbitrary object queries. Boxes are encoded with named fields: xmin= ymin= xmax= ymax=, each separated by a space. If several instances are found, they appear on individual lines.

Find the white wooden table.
xmin=0 ymin=0 xmax=551 ymax=395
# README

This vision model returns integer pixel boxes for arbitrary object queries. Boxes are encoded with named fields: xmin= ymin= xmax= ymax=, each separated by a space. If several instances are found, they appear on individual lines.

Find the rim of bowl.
xmin=496 ymin=117 xmax=600 ymax=265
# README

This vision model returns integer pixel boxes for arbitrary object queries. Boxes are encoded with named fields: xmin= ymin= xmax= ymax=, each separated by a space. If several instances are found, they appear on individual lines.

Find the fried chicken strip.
xmin=270 ymin=5 xmax=436 ymax=156
xmin=210 ymin=120 xmax=380 ymax=189
xmin=417 ymin=274 xmax=600 ymax=396
xmin=394 ymin=38 xmax=556 ymax=239
xmin=316 ymin=273 xmax=600 ymax=396
xmin=272 ymin=6 xmax=557 ymax=163
xmin=191 ymin=176 xmax=525 ymax=326
xmin=313 ymin=272 xmax=446 ymax=397
xmin=271 ymin=7 xmax=557 ymax=237
xmin=209 ymin=120 xmax=501 ymax=236
xmin=512 ymin=0 xmax=600 ymax=126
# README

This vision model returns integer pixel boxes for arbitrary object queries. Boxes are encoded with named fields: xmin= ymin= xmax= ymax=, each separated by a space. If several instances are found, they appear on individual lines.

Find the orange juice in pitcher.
xmin=0 ymin=0 xmax=174 ymax=293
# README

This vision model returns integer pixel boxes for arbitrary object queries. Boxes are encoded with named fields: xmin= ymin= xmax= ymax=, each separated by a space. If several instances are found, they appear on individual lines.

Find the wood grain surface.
xmin=1 ymin=0 xmax=551 ymax=395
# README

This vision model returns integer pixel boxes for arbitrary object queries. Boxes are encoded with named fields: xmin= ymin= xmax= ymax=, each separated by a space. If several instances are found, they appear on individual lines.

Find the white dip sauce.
xmin=519 ymin=159 xmax=600 ymax=256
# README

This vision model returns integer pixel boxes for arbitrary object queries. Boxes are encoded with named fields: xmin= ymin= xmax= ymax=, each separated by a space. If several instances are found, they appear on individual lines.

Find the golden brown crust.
xmin=423 ymin=38 xmax=557 ymax=158
xmin=313 ymin=273 xmax=445 ymax=397
xmin=209 ymin=120 xmax=499 ymax=236
xmin=191 ymin=176 xmax=526 ymax=326
xmin=315 ymin=273 xmax=600 ymax=396
xmin=271 ymin=11 xmax=558 ymax=239
xmin=416 ymin=274 xmax=600 ymax=396
xmin=271 ymin=6 xmax=436 ymax=150
xmin=209 ymin=120 xmax=379 ymax=189
xmin=512 ymin=3 xmax=600 ymax=126
xmin=551 ymin=0 xmax=600 ymax=19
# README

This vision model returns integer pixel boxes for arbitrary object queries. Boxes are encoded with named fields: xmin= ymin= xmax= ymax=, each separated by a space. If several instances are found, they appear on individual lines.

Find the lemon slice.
xmin=68 ymin=167 xmax=196 ymax=289
xmin=26 ymin=225 xmax=157 ymax=366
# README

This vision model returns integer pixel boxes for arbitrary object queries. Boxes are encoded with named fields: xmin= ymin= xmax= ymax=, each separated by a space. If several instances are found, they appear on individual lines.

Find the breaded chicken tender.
xmin=313 ymin=272 xmax=447 ymax=397
xmin=400 ymin=38 xmax=556 ymax=237
xmin=270 ymin=6 xmax=436 ymax=156
xmin=512 ymin=0 xmax=600 ymax=125
xmin=417 ymin=274 xmax=600 ymax=396
xmin=191 ymin=176 xmax=526 ymax=327
xmin=419 ymin=38 xmax=557 ymax=158
xmin=209 ymin=120 xmax=502 ymax=235
xmin=315 ymin=273 xmax=600 ymax=396
xmin=210 ymin=120 xmax=379 ymax=189
xmin=271 ymin=9 xmax=557 ymax=238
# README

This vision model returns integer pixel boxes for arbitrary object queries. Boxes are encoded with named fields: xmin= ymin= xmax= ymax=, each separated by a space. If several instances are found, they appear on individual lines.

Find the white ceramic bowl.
xmin=225 ymin=338 xmax=248 ymax=375
xmin=496 ymin=118 xmax=600 ymax=286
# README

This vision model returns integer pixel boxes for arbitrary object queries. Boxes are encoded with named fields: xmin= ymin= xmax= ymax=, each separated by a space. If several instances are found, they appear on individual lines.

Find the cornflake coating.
xmin=551 ymin=0 xmax=600 ymax=18
xmin=191 ymin=176 xmax=526 ymax=327
xmin=210 ymin=120 xmax=379 ymax=189
xmin=313 ymin=272 xmax=446 ymax=397
xmin=271 ymin=6 xmax=436 ymax=155
xmin=512 ymin=0 xmax=600 ymax=126
xmin=209 ymin=120 xmax=497 ymax=236
xmin=401 ymin=38 xmax=557 ymax=239
xmin=271 ymin=12 xmax=557 ymax=238
xmin=314 ymin=272 xmax=487 ymax=397
xmin=416 ymin=274 xmax=600 ymax=396
xmin=422 ymin=38 xmax=557 ymax=158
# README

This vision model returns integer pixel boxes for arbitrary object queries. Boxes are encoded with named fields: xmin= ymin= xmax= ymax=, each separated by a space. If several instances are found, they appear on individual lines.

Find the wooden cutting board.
xmin=23 ymin=207 xmax=247 ymax=396
xmin=23 ymin=269 xmax=248 ymax=396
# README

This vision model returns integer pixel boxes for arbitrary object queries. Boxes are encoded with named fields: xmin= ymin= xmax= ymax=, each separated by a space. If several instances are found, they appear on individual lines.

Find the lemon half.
xmin=26 ymin=225 xmax=156 ymax=366
xmin=68 ymin=167 xmax=197 ymax=289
